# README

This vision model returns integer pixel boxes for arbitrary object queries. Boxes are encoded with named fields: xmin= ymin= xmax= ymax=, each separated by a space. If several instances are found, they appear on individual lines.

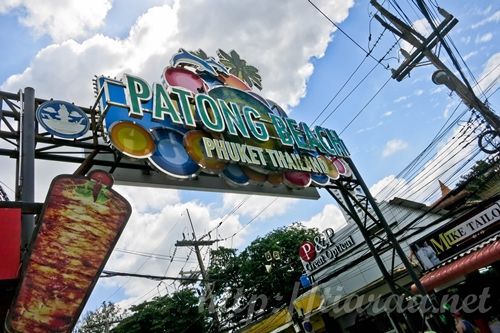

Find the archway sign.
xmin=94 ymin=48 xmax=352 ymax=199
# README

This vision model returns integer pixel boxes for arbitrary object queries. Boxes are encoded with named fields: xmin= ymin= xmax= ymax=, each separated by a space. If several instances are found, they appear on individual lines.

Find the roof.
xmin=388 ymin=197 xmax=429 ymax=210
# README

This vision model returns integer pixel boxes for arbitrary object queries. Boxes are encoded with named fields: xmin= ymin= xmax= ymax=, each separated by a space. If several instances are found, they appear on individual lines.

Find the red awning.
xmin=411 ymin=237 xmax=500 ymax=293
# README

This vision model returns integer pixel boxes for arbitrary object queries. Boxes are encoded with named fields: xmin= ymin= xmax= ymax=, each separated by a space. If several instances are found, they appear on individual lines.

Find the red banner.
xmin=6 ymin=170 xmax=131 ymax=333
xmin=0 ymin=208 xmax=21 ymax=280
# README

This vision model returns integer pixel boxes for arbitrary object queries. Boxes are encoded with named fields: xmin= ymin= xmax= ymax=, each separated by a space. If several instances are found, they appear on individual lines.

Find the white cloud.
xmin=370 ymin=174 xmax=400 ymax=198
xmin=371 ymin=124 xmax=477 ymax=202
xmin=476 ymin=52 xmax=500 ymax=94
xmin=412 ymin=18 xmax=433 ymax=36
xmin=461 ymin=36 xmax=472 ymax=45
xmin=356 ymin=121 xmax=383 ymax=133
xmin=415 ymin=89 xmax=424 ymax=96
xmin=463 ymin=51 xmax=478 ymax=61
xmin=382 ymin=139 xmax=408 ymax=157
xmin=471 ymin=10 xmax=500 ymax=29
xmin=442 ymin=100 xmax=458 ymax=119
xmin=116 ymin=186 xmax=181 ymax=213
xmin=222 ymin=193 xmax=297 ymax=221
xmin=431 ymin=86 xmax=445 ymax=94
xmin=383 ymin=111 xmax=393 ymax=117
xmin=394 ymin=95 xmax=408 ymax=103
xmin=1 ymin=0 xmax=355 ymax=111
xmin=0 ymin=0 xmax=112 ymax=42
xmin=302 ymin=204 xmax=346 ymax=232
xmin=401 ymin=19 xmax=432 ymax=53
xmin=475 ymin=32 xmax=493 ymax=44
xmin=100 ymin=198 xmax=248 ymax=308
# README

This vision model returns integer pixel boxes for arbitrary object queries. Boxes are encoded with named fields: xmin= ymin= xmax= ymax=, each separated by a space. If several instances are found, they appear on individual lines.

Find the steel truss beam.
xmin=325 ymin=158 xmax=451 ymax=333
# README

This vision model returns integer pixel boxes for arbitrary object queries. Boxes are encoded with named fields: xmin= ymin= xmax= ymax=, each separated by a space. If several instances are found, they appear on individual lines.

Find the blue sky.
xmin=1 ymin=0 xmax=498 ymax=321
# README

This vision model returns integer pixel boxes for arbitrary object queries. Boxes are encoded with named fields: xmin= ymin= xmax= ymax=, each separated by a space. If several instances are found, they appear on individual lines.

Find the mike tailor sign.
xmin=299 ymin=228 xmax=356 ymax=275
xmin=95 ymin=48 xmax=353 ymax=193
xmin=411 ymin=198 xmax=500 ymax=271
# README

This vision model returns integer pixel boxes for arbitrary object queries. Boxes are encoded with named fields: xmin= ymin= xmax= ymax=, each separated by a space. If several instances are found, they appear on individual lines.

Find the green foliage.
xmin=208 ymin=223 xmax=319 ymax=318
xmin=190 ymin=49 xmax=209 ymax=60
xmin=456 ymin=158 xmax=500 ymax=200
xmin=74 ymin=302 xmax=124 ymax=333
xmin=112 ymin=290 xmax=207 ymax=333
xmin=216 ymin=49 xmax=263 ymax=90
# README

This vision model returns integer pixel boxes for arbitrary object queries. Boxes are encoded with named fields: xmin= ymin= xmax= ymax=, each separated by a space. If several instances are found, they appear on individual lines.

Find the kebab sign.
xmin=96 ymin=49 xmax=352 ymax=189
xmin=6 ymin=171 xmax=131 ymax=333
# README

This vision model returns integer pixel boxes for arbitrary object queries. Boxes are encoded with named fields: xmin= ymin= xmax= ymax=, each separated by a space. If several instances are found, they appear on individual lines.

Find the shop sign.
xmin=411 ymin=199 xmax=500 ymax=271
xmin=6 ymin=170 xmax=131 ymax=333
xmin=36 ymin=100 xmax=90 ymax=139
xmin=95 ymin=49 xmax=352 ymax=192
xmin=299 ymin=227 xmax=356 ymax=274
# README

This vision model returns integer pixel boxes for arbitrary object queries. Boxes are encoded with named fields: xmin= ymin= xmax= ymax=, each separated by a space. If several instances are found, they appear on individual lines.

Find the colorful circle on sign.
xmin=299 ymin=241 xmax=317 ymax=262
xmin=162 ymin=67 xmax=206 ymax=94
xmin=311 ymin=172 xmax=330 ymax=186
xmin=266 ymin=172 xmax=283 ymax=186
xmin=219 ymin=74 xmax=251 ymax=90
xmin=36 ymin=100 xmax=90 ymax=139
xmin=319 ymin=155 xmax=339 ymax=180
xmin=109 ymin=121 xmax=155 ymax=158
xmin=284 ymin=171 xmax=311 ymax=188
xmin=148 ymin=128 xmax=200 ymax=179
xmin=222 ymin=164 xmax=249 ymax=187
xmin=241 ymin=166 xmax=267 ymax=184
xmin=183 ymin=130 xmax=226 ymax=174
xmin=332 ymin=157 xmax=352 ymax=177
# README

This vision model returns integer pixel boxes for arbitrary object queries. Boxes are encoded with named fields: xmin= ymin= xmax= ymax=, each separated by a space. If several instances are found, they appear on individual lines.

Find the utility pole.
xmin=371 ymin=0 xmax=500 ymax=133
xmin=175 ymin=208 xmax=220 ymax=331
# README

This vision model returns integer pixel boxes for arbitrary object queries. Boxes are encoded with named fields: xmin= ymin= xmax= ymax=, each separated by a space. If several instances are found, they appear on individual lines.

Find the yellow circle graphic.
xmin=109 ymin=121 xmax=155 ymax=158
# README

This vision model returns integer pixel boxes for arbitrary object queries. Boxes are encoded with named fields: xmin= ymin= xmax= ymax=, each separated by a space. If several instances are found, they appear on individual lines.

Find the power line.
xmin=218 ymin=198 xmax=279 ymax=243
xmin=373 ymin=73 xmax=498 ymax=202
xmin=317 ymin=37 xmax=399 ymax=128
xmin=307 ymin=0 xmax=388 ymax=68
xmin=101 ymin=270 xmax=205 ymax=282
xmin=339 ymin=76 xmax=392 ymax=134
xmin=310 ymin=55 xmax=370 ymax=126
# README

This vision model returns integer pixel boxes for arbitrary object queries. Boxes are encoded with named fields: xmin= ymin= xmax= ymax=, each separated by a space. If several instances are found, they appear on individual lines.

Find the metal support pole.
xmin=345 ymin=158 xmax=427 ymax=296
xmin=344 ymin=158 xmax=448 ymax=332
xmin=19 ymin=87 xmax=36 ymax=250
xmin=328 ymin=187 xmax=417 ymax=333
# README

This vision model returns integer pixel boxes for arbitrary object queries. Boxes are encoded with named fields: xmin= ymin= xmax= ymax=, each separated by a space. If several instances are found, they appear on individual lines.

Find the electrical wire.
xmin=339 ymin=76 xmax=392 ymax=134
xmin=307 ymin=0 xmax=382 ymax=65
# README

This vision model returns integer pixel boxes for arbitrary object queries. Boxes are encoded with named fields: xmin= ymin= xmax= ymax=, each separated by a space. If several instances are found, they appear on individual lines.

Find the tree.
xmin=207 ymin=223 xmax=319 ymax=326
xmin=111 ymin=289 xmax=208 ymax=333
xmin=216 ymin=49 xmax=263 ymax=90
xmin=74 ymin=302 xmax=124 ymax=333
xmin=456 ymin=157 xmax=499 ymax=200
xmin=190 ymin=49 xmax=209 ymax=60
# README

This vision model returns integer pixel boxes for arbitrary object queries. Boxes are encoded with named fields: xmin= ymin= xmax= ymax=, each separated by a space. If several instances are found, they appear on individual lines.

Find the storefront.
xmin=410 ymin=197 xmax=500 ymax=333
xmin=299 ymin=197 xmax=454 ymax=333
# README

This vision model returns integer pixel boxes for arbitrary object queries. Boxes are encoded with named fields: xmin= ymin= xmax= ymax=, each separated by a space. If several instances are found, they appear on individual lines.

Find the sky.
xmin=0 ymin=0 xmax=498 ymax=321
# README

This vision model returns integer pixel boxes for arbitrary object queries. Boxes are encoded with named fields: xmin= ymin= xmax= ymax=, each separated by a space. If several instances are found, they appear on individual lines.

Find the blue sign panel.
xmin=36 ymin=100 xmax=90 ymax=139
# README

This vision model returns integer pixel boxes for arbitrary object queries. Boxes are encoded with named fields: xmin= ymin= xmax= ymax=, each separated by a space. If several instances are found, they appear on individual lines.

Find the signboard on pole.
xmin=299 ymin=228 xmax=356 ymax=275
xmin=6 ymin=171 xmax=131 ymax=333
xmin=93 ymin=48 xmax=353 ymax=198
